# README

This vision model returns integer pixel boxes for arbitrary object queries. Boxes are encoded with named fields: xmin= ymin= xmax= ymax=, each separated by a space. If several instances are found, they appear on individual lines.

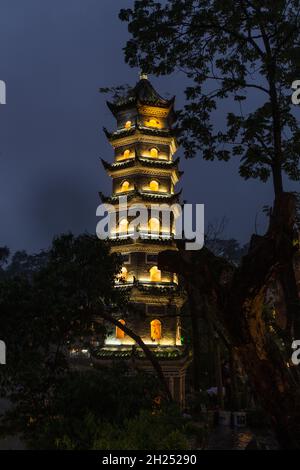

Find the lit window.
xmin=148 ymin=118 xmax=159 ymax=128
xmin=150 ymin=148 xmax=158 ymax=158
xmin=149 ymin=266 xmax=161 ymax=282
xmin=149 ymin=217 xmax=160 ymax=233
xmin=125 ymin=120 xmax=132 ymax=129
xmin=119 ymin=218 xmax=129 ymax=234
xmin=123 ymin=149 xmax=130 ymax=158
xmin=173 ymin=273 xmax=178 ymax=284
xmin=116 ymin=319 xmax=125 ymax=339
xmin=149 ymin=180 xmax=159 ymax=191
xmin=121 ymin=180 xmax=130 ymax=192
xmin=151 ymin=319 xmax=162 ymax=341
xmin=120 ymin=266 xmax=128 ymax=281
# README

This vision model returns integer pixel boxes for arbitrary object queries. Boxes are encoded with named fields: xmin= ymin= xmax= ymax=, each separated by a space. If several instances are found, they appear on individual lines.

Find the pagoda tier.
xmin=101 ymin=155 xmax=182 ymax=174
xmin=103 ymin=123 xmax=177 ymax=141
xmin=98 ymin=188 xmax=182 ymax=204
xmin=106 ymin=77 xmax=175 ymax=118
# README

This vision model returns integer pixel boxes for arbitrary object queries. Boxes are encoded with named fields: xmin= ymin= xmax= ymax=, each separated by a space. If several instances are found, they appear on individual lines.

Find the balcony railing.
xmin=109 ymin=230 xmax=174 ymax=241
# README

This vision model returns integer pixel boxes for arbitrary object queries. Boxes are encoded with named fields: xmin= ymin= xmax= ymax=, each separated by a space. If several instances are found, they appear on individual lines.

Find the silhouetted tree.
xmin=120 ymin=0 xmax=300 ymax=196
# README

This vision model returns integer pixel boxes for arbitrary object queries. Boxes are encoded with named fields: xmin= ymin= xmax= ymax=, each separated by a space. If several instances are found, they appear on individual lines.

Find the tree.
xmin=118 ymin=1 xmax=300 ymax=446
xmin=0 ymin=246 xmax=9 ymax=278
xmin=5 ymin=250 xmax=49 ymax=279
xmin=0 ymin=233 xmax=172 ymax=440
xmin=120 ymin=0 xmax=300 ymax=196
xmin=159 ymin=193 xmax=300 ymax=448
xmin=21 ymin=367 xmax=162 ymax=449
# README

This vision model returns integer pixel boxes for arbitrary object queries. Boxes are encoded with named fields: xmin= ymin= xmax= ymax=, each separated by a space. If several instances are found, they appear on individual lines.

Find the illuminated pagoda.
xmin=97 ymin=74 xmax=189 ymax=404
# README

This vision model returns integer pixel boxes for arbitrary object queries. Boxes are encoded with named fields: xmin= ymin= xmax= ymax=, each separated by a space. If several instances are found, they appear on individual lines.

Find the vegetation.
xmin=120 ymin=0 xmax=300 ymax=196
xmin=0 ymin=234 xmax=174 ymax=446
xmin=119 ymin=0 xmax=300 ymax=448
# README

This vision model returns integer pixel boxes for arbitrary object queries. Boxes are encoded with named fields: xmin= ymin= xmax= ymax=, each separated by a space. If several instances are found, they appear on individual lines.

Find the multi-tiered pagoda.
xmin=98 ymin=74 xmax=189 ymax=404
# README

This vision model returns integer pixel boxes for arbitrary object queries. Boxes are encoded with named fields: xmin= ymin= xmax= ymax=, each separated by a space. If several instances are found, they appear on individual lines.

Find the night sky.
xmin=0 ymin=0 xmax=298 ymax=254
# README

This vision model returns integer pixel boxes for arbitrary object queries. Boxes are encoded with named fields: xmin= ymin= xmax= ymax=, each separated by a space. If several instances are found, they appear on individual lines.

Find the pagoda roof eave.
xmin=100 ymin=155 xmax=182 ymax=173
xmin=103 ymin=124 xmax=177 ymax=142
xmin=99 ymin=189 xmax=182 ymax=205
xmin=104 ymin=79 xmax=175 ymax=115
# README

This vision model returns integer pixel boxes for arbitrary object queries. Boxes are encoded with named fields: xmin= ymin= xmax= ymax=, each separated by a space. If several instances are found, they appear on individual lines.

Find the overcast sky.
xmin=0 ymin=0 xmax=299 ymax=254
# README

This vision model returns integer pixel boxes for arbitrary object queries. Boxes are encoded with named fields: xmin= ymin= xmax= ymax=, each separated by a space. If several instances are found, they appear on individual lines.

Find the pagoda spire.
xmin=139 ymin=71 xmax=148 ymax=80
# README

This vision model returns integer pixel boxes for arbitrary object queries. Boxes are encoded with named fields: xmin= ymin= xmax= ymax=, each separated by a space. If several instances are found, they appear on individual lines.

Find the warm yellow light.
xmin=149 ymin=180 xmax=159 ymax=191
xmin=150 ymin=147 xmax=158 ymax=158
xmin=149 ymin=217 xmax=160 ymax=233
xmin=151 ymin=319 xmax=162 ymax=341
xmin=119 ymin=218 xmax=129 ymax=233
xmin=121 ymin=180 xmax=130 ymax=192
xmin=149 ymin=266 xmax=161 ymax=282
xmin=123 ymin=149 xmax=130 ymax=158
xmin=125 ymin=120 xmax=132 ymax=129
xmin=116 ymin=319 xmax=126 ymax=339
xmin=148 ymin=118 xmax=160 ymax=128
xmin=120 ymin=266 xmax=128 ymax=280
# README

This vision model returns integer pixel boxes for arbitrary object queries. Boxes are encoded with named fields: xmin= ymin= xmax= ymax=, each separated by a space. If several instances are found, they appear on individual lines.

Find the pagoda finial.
xmin=139 ymin=71 xmax=148 ymax=80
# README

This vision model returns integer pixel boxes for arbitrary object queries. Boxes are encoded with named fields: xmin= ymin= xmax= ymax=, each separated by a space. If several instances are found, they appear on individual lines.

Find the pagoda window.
xmin=148 ymin=217 xmax=160 ymax=233
xmin=148 ymin=118 xmax=160 ymax=128
xmin=123 ymin=149 xmax=130 ymax=158
xmin=150 ymin=147 xmax=158 ymax=158
xmin=119 ymin=266 xmax=128 ymax=281
xmin=149 ymin=180 xmax=159 ymax=191
xmin=121 ymin=180 xmax=130 ymax=192
xmin=125 ymin=120 xmax=132 ymax=129
xmin=151 ymin=319 xmax=162 ymax=341
xmin=116 ymin=319 xmax=126 ymax=339
xmin=149 ymin=266 xmax=161 ymax=282
xmin=119 ymin=218 xmax=129 ymax=234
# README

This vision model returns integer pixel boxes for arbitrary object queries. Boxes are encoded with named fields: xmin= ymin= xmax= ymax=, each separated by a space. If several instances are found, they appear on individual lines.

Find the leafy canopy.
xmin=120 ymin=0 xmax=300 ymax=193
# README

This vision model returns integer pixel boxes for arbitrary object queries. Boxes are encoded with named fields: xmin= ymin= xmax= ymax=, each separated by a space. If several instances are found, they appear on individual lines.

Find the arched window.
xmin=150 ymin=147 xmax=158 ymax=158
xmin=123 ymin=149 xmax=130 ymax=158
xmin=151 ymin=319 xmax=162 ymax=341
xmin=149 ymin=217 xmax=160 ymax=233
xmin=125 ymin=120 xmax=132 ymax=129
xmin=119 ymin=218 xmax=129 ymax=234
xmin=149 ymin=266 xmax=161 ymax=282
xmin=149 ymin=180 xmax=159 ymax=191
xmin=116 ymin=319 xmax=126 ymax=339
xmin=121 ymin=180 xmax=130 ymax=192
